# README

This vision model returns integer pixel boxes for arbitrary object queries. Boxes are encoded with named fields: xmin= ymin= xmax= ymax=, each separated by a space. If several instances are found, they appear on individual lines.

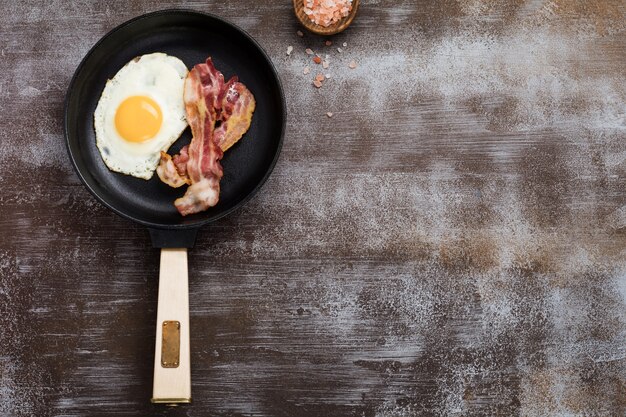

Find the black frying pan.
xmin=64 ymin=10 xmax=285 ymax=404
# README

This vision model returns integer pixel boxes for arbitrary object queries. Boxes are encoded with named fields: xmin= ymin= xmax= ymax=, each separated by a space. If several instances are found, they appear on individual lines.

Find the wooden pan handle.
xmin=151 ymin=248 xmax=191 ymax=404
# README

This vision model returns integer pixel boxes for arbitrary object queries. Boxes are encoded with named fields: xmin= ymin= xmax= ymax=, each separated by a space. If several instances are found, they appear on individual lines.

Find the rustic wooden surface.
xmin=1 ymin=1 xmax=625 ymax=416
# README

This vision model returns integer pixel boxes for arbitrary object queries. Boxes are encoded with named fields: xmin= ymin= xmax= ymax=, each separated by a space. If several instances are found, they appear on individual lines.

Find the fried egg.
xmin=94 ymin=53 xmax=188 ymax=179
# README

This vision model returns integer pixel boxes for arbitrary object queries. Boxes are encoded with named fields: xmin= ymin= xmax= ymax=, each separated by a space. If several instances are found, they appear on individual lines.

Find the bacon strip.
xmin=214 ymin=77 xmax=256 ymax=152
xmin=157 ymin=57 xmax=256 ymax=216
xmin=156 ymin=151 xmax=189 ymax=188
xmin=174 ymin=58 xmax=224 ymax=216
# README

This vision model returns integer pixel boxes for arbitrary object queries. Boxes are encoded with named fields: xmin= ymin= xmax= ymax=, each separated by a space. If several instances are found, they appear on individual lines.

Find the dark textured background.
xmin=1 ymin=1 xmax=625 ymax=416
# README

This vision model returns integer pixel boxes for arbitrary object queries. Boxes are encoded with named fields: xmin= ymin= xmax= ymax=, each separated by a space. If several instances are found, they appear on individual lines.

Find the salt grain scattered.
xmin=326 ymin=112 xmax=333 ymax=118
xmin=303 ymin=66 xmax=310 ymax=75
xmin=287 ymin=45 xmax=293 ymax=56
xmin=305 ymin=48 xmax=314 ymax=55
xmin=325 ymin=73 xmax=331 ymax=78
xmin=337 ymin=47 xmax=343 ymax=53
xmin=349 ymin=60 xmax=357 ymax=69
xmin=297 ymin=30 xmax=304 ymax=37
xmin=322 ymin=60 xmax=329 ymax=69
xmin=342 ymin=42 xmax=347 ymax=47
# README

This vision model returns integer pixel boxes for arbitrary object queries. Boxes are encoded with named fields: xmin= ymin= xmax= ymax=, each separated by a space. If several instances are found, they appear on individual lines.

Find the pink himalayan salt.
xmin=303 ymin=0 xmax=353 ymax=28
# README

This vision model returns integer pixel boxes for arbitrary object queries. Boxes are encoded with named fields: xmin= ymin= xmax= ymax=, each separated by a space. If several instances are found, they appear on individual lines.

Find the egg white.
xmin=94 ymin=53 xmax=188 ymax=179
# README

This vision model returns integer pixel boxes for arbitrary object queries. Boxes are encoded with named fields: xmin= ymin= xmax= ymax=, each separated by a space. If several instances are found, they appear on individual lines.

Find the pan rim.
xmin=63 ymin=8 xmax=285 ymax=230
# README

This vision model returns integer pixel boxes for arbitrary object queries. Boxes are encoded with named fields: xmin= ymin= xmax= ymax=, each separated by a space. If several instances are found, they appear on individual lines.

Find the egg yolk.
xmin=114 ymin=96 xmax=163 ymax=142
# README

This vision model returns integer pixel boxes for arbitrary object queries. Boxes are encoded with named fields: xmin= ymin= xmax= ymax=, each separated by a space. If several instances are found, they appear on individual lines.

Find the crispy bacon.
xmin=172 ymin=58 xmax=224 ymax=216
xmin=214 ymin=77 xmax=256 ymax=151
xmin=156 ymin=151 xmax=189 ymax=188
xmin=156 ymin=58 xmax=255 ymax=216
xmin=157 ymin=145 xmax=192 ymax=188
xmin=172 ymin=146 xmax=190 ymax=176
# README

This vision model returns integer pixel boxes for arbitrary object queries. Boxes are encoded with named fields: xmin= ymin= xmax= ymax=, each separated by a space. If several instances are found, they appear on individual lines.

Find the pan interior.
xmin=65 ymin=11 xmax=284 ymax=227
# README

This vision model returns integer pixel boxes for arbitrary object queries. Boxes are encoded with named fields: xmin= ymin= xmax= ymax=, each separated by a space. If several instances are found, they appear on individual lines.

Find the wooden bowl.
xmin=293 ymin=0 xmax=360 ymax=36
